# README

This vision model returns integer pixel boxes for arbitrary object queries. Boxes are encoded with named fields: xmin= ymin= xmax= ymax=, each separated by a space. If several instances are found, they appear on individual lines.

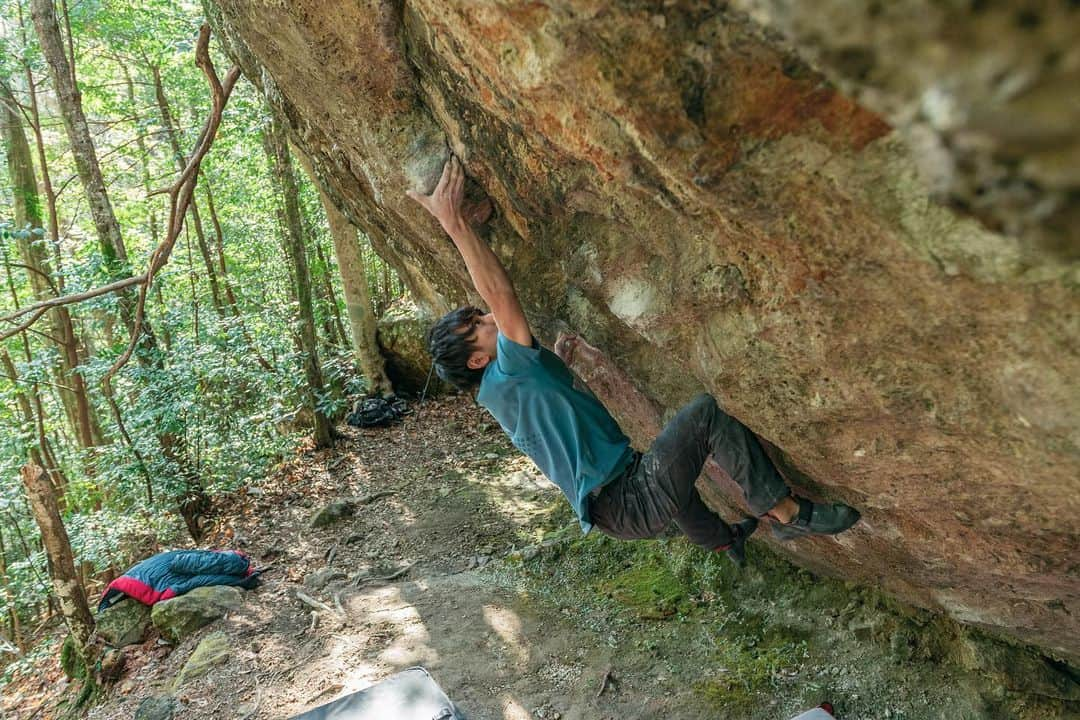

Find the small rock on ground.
xmin=134 ymin=695 xmax=176 ymax=720
xmin=151 ymin=586 xmax=243 ymax=643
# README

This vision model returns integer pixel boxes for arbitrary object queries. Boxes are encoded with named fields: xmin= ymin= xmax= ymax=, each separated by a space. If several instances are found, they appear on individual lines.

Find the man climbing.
xmin=408 ymin=156 xmax=859 ymax=565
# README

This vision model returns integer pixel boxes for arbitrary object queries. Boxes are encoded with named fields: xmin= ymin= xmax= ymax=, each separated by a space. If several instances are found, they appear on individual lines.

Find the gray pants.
xmin=589 ymin=394 xmax=790 ymax=550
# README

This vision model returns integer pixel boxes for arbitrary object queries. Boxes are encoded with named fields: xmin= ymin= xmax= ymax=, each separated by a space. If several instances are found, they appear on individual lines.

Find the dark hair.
xmin=426 ymin=306 xmax=486 ymax=390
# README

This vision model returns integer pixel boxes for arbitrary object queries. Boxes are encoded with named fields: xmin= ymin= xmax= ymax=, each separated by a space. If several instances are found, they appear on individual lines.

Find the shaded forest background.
xmin=0 ymin=0 xmax=406 ymax=680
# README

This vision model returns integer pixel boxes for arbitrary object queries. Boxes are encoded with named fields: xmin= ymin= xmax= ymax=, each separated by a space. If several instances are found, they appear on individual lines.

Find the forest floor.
xmin=2 ymin=398 xmax=1077 ymax=720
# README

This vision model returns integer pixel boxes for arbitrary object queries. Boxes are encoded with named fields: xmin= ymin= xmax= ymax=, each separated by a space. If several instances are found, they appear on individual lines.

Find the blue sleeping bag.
xmin=99 ymin=549 xmax=258 ymax=610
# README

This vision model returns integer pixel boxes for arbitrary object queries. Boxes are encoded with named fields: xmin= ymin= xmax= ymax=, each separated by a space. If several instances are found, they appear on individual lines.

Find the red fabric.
xmin=105 ymin=575 xmax=166 ymax=606
xmin=233 ymin=550 xmax=255 ymax=576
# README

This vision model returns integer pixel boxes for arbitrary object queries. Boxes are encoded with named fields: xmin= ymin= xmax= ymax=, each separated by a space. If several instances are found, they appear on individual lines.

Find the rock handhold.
xmin=151 ymin=586 xmax=242 ymax=643
xmin=95 ymin=598 xmax=152 ymax=647
xmin=309 ymin=499 xmax=356 ymax=528
xmin=172 ymin=631 xmax=231 ymax=689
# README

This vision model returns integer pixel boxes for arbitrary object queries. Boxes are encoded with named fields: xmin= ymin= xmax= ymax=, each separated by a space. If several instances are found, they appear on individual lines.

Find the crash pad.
xmin=289 ymin=667 xmax=465 ymax=720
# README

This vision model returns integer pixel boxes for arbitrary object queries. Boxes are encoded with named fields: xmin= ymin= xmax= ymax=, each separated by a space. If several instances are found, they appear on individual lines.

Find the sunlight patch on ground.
xmin=499 ymin=694 xmax=533 ymax=720
xmin=358 ymin=586 xmax=437 ymax=667
xmin=338 ymin=663 xmax=381 ymax=694
xmin=465 ymin=455 xmax=560 ymax=529
xmin=483 ymin=604 xmax=529 ymax=667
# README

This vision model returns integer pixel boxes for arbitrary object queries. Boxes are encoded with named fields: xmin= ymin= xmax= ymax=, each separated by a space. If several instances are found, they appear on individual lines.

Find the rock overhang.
xmin=206 ymin=0 xmax=1079 ymax=662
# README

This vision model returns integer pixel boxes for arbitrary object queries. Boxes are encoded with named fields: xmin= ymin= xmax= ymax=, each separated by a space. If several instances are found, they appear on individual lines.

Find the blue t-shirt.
xmin=477 ymin=332 xmax=634 ymax=532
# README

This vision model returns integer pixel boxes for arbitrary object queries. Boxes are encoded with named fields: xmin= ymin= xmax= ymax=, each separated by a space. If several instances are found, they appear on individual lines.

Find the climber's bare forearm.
xmin=409 ymin=156 xmax=530 ymax=345
xmin=443 ymin=220 xmax=530 ymax=345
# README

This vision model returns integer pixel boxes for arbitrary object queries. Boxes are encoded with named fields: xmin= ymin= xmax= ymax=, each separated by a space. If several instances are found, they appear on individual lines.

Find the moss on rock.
xmin=172 ymin=631 xmax=231 ymax=689
xmin=95 ymin=598 xmax=152 ymax=647
xmin=59 ymin=634 xmax=86 ymax=680
xmin=151 ymin=586 xmax=242 ymax=643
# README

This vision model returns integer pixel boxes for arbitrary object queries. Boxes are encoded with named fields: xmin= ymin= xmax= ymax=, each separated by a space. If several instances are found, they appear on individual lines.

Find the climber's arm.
xmin=408 ymin=156 xmax=531 ymax=346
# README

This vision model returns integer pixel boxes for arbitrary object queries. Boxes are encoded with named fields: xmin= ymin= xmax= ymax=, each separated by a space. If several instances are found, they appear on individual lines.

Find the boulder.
xmin=150 ymin=586 xmax=242 ymax=643
xmin=376 ymin=299 xmax=449 ymax=396
xmin=207 ymin=0 xmax=1080 ymax=662
xmin=172 ymin=631 xmax=231 ymax=689
xmin=95 ymin=598 xmax=152 ymax=647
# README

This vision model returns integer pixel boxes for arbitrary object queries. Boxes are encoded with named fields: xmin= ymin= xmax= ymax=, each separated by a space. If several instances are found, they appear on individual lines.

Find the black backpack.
xmin=347 ymin=396 xmax=410 ymax=428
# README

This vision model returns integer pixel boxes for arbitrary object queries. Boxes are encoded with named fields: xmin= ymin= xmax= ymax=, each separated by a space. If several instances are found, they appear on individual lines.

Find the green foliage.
xmin=0 ymin=0 xmax=406 ymax=684
xmin=694 ymin=634 xmax=808 ymax=715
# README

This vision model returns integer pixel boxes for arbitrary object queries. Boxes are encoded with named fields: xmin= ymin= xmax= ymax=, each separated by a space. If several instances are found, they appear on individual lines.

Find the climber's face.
xmin=464 ymin=312 xmax=498 ymax=370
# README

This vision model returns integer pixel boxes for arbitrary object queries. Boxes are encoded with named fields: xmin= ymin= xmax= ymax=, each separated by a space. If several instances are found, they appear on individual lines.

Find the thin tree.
xmin=0 ymin=525 xmax=25 ymax=653
xmin=294 ymin=154 xmax=393 ymax=396
xmin=311 ymin=235 xmax=350 ymax=349
xmin=200 ymin=176 xmax=276 ymax=370
xmin=117 ymin=60 xmax=173 ymax=353
xmin=21 ymin=463 xmax=97 ymax=689
xmin=151 ymin=63 xmax=225 ymax=316
xmin=30 ymin=0 xmax=137 ymax=320
xmin=1 ymin=241 xmax=69 ymax=495
xmin=263 ymin=111 xmax=334 ymax=446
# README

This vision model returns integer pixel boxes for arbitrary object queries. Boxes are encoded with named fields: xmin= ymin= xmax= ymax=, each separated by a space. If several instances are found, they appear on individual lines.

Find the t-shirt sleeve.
xmin=494 ymin=331 xmax=542 ymax=376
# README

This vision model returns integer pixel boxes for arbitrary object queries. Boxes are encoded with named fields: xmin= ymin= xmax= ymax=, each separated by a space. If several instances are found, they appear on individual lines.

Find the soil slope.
xmin=3 ymin=400 xmax=1072 ymax=719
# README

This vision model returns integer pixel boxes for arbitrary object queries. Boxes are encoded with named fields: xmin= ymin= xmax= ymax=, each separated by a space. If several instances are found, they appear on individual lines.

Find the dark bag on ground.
xmin=347 ymin=396 xmax=409 ymax=428
xmin=289 ymin=667 xmax=466 ymax=720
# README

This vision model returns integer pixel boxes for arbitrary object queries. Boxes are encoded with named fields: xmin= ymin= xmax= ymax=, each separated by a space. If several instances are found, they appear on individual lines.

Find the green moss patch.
xmin=59 ymin=635 xmax=86 ymax=680
xmin=596 ymin=555 xmax=691 ymax=620
xmin=693 ymin=613 xmax=810 ymax=715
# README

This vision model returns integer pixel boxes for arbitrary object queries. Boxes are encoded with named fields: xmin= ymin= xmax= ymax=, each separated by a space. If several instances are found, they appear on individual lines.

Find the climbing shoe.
xmin=771 ymin=497 xmax=860 ymax=541
xmin=722 ymin=516 xmax=759 ymax=567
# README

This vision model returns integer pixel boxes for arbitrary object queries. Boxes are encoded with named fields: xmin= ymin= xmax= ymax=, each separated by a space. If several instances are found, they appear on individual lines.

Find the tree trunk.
xmin=30 ymin=0 xmax=127 ymax=275
xmin=1 ymin=81 xmax=101 ymax=454
xmin=291 ymin=148 xmax=392 ymax=395
xmin=203 ymin=179 xmax=276 ymax=371
xmin=120 ymin=62 xmax=173 ymax=353
xmin=203 ymin=179 xmax=240 ymax=315
xmin=12 ymin=27 xmax=107 ymax=451
xmin=319 ymin=188 xmax=394 ymax=397
xmin=0 ymin=525 xmax=25 ymax=653
xmin=381 ymin=261 xmax=391 ymax=314
xmin=20 ymin=464 xmax=95 ymax=672
xmin=313 ymin=238 xmax=350 ymax=349
xmin=292 ymin=175 xmax=346 ymax=349
xmin=1 ymin=349 xmax=46 ymax=470
xmin=1 ymin=251 xmax=68 ymax=496
xmin=264 ymin=112 xmax=333 ymax=447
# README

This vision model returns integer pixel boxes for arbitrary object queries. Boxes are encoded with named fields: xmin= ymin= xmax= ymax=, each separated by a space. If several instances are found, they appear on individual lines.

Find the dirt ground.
xmin=4 ymin=398 xmax=1077 ymax=720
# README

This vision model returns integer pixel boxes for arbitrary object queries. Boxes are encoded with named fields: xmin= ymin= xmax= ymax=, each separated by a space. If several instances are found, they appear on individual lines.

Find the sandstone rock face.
xmin=730 ymin=1 xmax=1080 ymax=261
xmin=208 ymin=2 xmax=1079 ymax=661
